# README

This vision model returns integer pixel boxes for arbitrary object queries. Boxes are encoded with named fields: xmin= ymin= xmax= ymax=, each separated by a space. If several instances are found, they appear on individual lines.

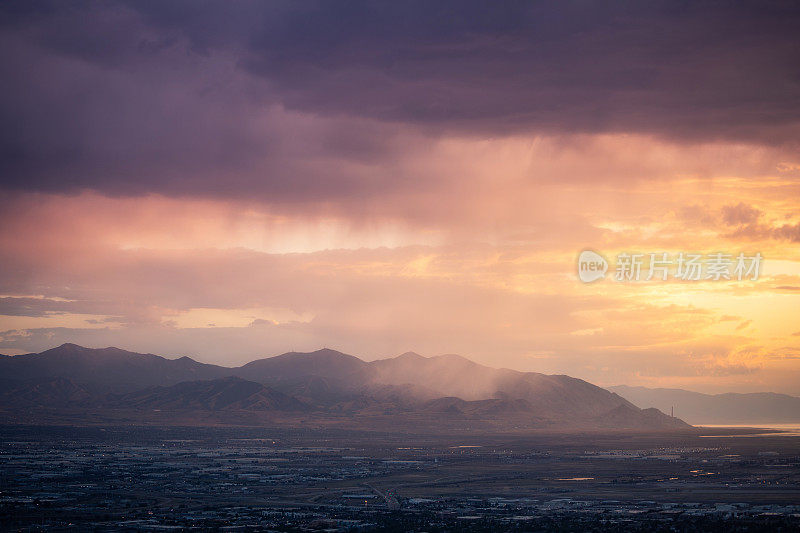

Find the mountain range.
xmin=0 ymin=344 xmax=691 ymax=432
xmin=609 ymin=385 xmax=800 ymax=425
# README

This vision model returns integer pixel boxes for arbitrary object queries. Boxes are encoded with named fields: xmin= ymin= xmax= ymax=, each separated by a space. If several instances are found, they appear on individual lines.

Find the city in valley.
xmin=2 ymin=425 xmax=799 ymax=531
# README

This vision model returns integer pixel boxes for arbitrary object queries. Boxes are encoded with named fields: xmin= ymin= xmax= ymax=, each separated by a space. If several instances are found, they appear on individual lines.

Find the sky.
xmin=1 ymin=1 xmax=799 ymax=394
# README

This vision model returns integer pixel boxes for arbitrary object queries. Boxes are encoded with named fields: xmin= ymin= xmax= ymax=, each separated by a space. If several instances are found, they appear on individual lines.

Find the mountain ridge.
xmin=610 ymin=384 xmax=800 ymax=425
xmin=0 ymin=344 xmax=692 ymax=431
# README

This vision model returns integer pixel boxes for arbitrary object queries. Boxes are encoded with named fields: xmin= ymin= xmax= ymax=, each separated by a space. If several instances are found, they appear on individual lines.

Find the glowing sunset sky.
xmin=1 ymin=2 xmax=799 ymax=394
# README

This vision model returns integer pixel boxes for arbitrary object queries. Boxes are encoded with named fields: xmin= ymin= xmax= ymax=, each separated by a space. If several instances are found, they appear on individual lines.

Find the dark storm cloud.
xmin=0 ymin=0 xmax=799 ymax=198
xmin=132 ymin=0 xmax=800 ymax=138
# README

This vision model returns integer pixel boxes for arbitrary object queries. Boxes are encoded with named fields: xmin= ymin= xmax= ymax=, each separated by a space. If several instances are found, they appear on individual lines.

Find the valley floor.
xmin=1 ymin=425 xmax=799 ymax=531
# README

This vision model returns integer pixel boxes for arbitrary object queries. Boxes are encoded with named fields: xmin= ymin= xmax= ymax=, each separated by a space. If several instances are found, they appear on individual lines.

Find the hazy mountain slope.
xmin=370 ymin=352 xmax=638 ymax=419
xmin=370 ymin=352 xmax=496 ymax=400
xmin=597 ymin=404 xmax=691 ymax=430
xmin=421 ymin=396 xmax=536 ymax=417
xmin=110 ymin=377 xmax=308 ymax=411
xmin=0 ymin=377 xmax=103 ymax=408
xmin=609 ymin=385 xmax=800 ymax=424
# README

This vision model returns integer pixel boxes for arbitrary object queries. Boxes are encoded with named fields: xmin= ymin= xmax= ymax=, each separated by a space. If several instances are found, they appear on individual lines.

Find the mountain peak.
xmin=46 ymin=342 xmax=91 ymax=354
xmin=429 ymin=353 xmax=478 ymax=366
xmin=310 ymin=348 xmax=350 ymax=357
xmin=396 ymin=351 xmax=425 ymax=360
xmin=2 ymin=344 xmax=228 ymax=392
xmin=45 ymin=344 xmax=134 ymax=357
xmin=239 ymin=348 xmax=369 ymax=382
xmin=279 ymin=348 xmax=363 ymax=364
xmin=273 ymin=348 xmax=353 ymax=358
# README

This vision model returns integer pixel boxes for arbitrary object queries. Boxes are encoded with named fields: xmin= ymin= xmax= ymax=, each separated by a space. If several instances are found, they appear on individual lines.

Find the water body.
xmin=698 ymin=424 xmax=800 ymax=437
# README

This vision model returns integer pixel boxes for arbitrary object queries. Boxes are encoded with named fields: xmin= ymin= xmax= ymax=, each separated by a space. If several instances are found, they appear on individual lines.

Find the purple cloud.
xmin=1 ymin=1 xmax=799 ymax=199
